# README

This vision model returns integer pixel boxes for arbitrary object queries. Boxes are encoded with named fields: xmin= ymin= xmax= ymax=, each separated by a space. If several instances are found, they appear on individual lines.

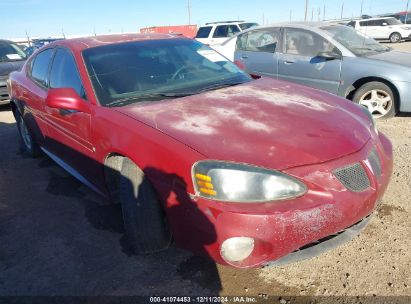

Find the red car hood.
xmin=115 ymin=78 xmax=371 ymax=170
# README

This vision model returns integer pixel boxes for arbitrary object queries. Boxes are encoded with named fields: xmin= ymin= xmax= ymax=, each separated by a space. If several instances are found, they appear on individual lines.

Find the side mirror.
xmin=317 ymin=51 xmax=341 ymax=61
xmin=46 ymin=88 xmax=91 ymax=114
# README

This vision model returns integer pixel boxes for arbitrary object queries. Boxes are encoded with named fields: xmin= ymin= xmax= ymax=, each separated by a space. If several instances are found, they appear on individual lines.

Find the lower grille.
xmin=368 ymin=148 xmax=382 ymax=179
xmin=334 ymin=163 xmax=370 ymax=192
xmin=0 ymin=85 xmax=9 ymax=101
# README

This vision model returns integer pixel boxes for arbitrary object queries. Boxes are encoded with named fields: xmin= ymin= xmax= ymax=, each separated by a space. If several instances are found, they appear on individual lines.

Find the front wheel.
xmin=389 ymin=32 xmax=402 ymax=43
xmin=353 ymin=82 xmax=397 ymax=119
xmin=119 ymin=158 xmax=171 ymax=254
xmin=15 ymin=111 xmax=41 ymax=157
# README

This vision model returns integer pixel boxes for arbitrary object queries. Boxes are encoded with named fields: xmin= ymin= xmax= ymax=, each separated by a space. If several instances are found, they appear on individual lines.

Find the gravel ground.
xmin=0 ymin=42 xmax=410 ymax=303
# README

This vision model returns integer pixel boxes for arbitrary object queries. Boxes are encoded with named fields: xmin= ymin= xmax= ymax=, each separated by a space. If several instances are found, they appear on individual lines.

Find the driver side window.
xmin=49 ymin=48 xmax=86 ymax=99
xmin=285 ymin=28 xmax=338 ymax=57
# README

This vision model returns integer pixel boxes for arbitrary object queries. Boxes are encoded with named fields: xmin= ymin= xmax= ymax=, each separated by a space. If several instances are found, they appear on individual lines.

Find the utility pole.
xmin=360 ymin=0 xmax=364 ymax=16
xmin=262 ymin=13 xmax=265 ymax=25
xmin=311 ymin=8 xmax=314 ymax=21
xmin=289 ymin=9 xmax=292 ymax=22
xmin=25 ymin=30 xmax=30 ymax=46
xmin=187 ymin=0 xmax=192 ymax=25
xmin=305 ymin=0 xmax=309 ymax=21
xmin=323 ymin=4 xmax=326 ymax=20
xmin=406 ymin=0 xmax=410 ymax=23
xmin=318 ymin=8 xmax=321 ymax=21
xmin=340 ymin=2 xmax=344 ymax=19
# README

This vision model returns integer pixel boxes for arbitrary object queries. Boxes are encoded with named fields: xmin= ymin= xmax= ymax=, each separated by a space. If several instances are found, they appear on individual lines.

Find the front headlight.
xmin=192 ymin=161 xmax=307 ymax=202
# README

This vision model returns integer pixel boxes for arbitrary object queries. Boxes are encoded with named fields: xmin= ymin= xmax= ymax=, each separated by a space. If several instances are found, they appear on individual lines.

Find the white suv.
xmin=195 ymin=21 xmax=258 ymax=46
xmin=348 ymin=17 xmax=411 ymax=43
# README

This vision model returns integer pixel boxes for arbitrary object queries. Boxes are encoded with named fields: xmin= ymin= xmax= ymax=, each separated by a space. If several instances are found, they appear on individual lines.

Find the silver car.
xmin=215 ymin=23 xmax=411 ymax=118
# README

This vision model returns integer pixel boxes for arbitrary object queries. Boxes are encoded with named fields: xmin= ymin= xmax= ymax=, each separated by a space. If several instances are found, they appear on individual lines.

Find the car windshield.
xmin=0 ymin=41 xmax=27 ymax=62
xmin=83 ymin=39 xmax=251 ymax=107
xmin=239 ymin=23 xmax=259 ymax=30
xmin=321 ymin=25 xmax=390 ymax=56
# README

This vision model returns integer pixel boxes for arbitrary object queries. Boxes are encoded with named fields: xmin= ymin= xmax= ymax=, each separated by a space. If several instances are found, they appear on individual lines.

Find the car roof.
xmin=238 ymin=22 xmax=336 ymax=31
xmin=201 ymin=21 xmax=256 ymax=27
xmin=357 ymin=17 xmax=396 ymax=21
xmin=44 ymin=33 xmax=184 ymax=53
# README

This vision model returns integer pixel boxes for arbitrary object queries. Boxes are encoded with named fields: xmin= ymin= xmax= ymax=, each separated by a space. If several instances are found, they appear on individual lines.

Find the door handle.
xmin=59 ymin=109 xmax=78 ymax=116
xmin=283 ymin=60 xmax=295 ymax=65
xmin=241 ymin=55 xmax=249 ymax=59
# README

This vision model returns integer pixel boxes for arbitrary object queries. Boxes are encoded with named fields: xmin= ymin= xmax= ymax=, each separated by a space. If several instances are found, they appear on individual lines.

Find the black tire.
xmin=353 ymin=82 xmax=397 ymax=119
xmin=15 ymin=111 xmax=42 ymax=157
xmin=389 ymin=32 xmax=401 ymax=43
xmin=119 ymin=158 xmax=171 ymax=254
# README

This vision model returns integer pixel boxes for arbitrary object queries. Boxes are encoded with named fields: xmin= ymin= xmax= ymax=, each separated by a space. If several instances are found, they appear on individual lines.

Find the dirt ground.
xmin=0 ymin=42 xmax=410 ymax=303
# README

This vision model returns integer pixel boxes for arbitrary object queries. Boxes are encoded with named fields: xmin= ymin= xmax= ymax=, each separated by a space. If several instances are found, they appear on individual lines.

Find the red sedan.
xmin=8 ymin=34 xmax=392 ymax=268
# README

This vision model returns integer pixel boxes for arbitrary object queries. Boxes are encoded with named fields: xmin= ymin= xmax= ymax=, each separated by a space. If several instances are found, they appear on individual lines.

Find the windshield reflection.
xmin=321 ymin=25 xmax=390 ymax=56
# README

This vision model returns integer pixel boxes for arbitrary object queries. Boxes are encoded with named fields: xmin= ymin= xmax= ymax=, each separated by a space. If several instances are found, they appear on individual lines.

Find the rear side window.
xmin=49 ymin=48 xmax=85 ymax=98
xmin=285 ymin=28 xmax=337 ymax=57
xmin=213 ymin=25 xmax=240 ymax=38
xmin=360 ymin=20 xmax=379 ymax=26
xmin=31 ymin=48 xmax=54 ymax=87
xmin=196 ymin=26 xmax=212 ymax=38
xmin=237 ymin=28 xmax=279 ymax=53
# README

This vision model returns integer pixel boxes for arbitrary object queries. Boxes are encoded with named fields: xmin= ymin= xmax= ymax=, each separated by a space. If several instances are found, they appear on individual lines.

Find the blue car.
xmin=216 ymin=23 xmax=411 ymax=118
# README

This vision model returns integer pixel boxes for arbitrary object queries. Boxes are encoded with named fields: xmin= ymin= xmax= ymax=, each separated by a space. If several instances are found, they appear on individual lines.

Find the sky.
xmin=0 ymin=0 xmax=409 ymax=39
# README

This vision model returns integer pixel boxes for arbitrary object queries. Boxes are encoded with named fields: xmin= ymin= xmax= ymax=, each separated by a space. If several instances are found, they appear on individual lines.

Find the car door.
xmin=234 ymin=27 xmax=280 ymax=78
xmin=210 ymin=25 xmax=241 ymax=45
xmin=369 ymin=20 xmax=388 ymax=39
xmin=43 ymin=47 xmax=96 ymax=182
xmin=22 ymin=48 xmax=55 ymax=145
xmin=277 ymin=28 xmax=342 ymax=94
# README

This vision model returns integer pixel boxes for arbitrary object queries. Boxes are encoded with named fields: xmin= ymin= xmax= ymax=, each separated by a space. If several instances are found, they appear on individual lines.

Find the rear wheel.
xmin=389 ymin=32 xmax=401 ymax=43
xmin=119 ymin=158 xmax=171 ymax=254
xmin=15 ymin=111 xmax=41 ymax=157
xmin=353 ymin=82 xmax=397 ymax=119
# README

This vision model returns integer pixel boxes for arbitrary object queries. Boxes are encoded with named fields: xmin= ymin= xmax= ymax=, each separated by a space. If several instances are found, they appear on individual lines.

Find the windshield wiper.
xmin=106 ymin=82 xmax=246 ymax=107
xmin=106 ymin=92 xmax=195 ymax=107
xmin=196 ymin=81 xmax=245 ymax=93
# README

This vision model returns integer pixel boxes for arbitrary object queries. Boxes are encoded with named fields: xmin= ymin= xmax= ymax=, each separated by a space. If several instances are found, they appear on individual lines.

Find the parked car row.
xmin=214 ymin=22 xmax=411 ymax=119
xmin=8 ymin=33 xmax=393 ymax=268
xmin=0 ymin=39 xmax=27 ymax=105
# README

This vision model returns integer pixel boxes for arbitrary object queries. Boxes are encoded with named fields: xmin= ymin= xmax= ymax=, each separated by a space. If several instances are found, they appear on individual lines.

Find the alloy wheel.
xmin=391 ymin=33 xmax=401 ymax=43
xmin=358 ymin=89 xmax=393 ymax=119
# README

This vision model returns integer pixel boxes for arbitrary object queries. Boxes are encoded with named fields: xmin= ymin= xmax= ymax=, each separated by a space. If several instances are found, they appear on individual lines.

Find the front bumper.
xmin=265 ymin=214 xmax=372 ymax=266
xmin=168 ymin=133 xmax=393 ymax=268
